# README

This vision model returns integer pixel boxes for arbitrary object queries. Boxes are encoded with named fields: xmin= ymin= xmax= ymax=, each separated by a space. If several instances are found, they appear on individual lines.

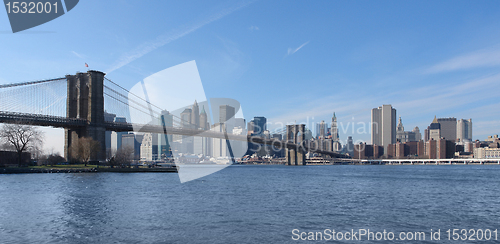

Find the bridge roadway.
xmin=0 ymin=111 xmax=348 ymax=158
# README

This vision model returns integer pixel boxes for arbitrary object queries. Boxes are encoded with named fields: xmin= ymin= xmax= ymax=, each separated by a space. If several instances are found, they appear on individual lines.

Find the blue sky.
xmin=1 ymin=0 xmax=500 ymax=153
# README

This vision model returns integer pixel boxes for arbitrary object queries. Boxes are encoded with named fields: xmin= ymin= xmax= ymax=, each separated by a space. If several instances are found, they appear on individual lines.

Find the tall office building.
xmin=429 ymin=116 xmax=441 ymax=141
xmin=219 ymin=105 xmax=236 ymax=132
xmin=179 ymin=108 xmax=194 ymax=154
xmin=247 ymin=116 xmax=267 ymax=155
xmin=180 ymin=108 xmax=192 ymax=127
xmin=412 ymin=126 xmax=422 ymax=141
xmin=211 ymin=123 xmax=231 ymax=158
xmin=331 ymin=112 xmax=339 ymax=142
xmin=158 ymin=110 xmax=173 ymax=158
xmin=140 ymin=133 xmax=155 ymax=161
xmin=234 ymin=118 xmax=246 ymax=130
xmin=111 ymin=117 xmax=127 ymax=155
xmin=121 ymin=133 xmax=135 ymax=150
xmin=121 ymin=133 xmax=137 ymax=160
xmin=190 ymin=100 xmax=200 ymax=128
xmin=437 ymin=117 xmax=457 ymax=141
xmin=345 ymin=136 xmax=354 ymax=156
xmin=104 ymin=112 xmax=116 ymax=159
xmin=134 ymin=134 xmax=143 ymax=160
xmin=219 ymin=105 xmax=235 ymax=124
xmin=371 ymin=105 xmax=397 ymax=153
xmin=318 ymin=120 xmax=327 ymax=139
xmin=199 ymin=106 xmax=209 ymax=130
xmin=251 ymin=116 xmax=267 ymax=135
xmin=195 ymin=103 xmax=212 ymax=156
xmin=457 ymin=118 xmax=473 ymax=142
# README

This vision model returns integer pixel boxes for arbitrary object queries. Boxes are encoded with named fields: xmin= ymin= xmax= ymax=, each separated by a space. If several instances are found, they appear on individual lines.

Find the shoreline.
xmin=2 ymin=162 xmax=500 ymax=174
xmin=0 ymin=167 xmax=177 ymax=174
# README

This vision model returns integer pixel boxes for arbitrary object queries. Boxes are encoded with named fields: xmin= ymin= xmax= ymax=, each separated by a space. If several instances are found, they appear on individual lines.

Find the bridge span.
xmin=0 ymin=70 xmax=348 ymax=163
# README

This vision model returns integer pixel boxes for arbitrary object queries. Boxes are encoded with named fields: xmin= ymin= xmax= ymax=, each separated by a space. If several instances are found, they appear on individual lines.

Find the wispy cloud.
xmin=249 ymin=25 xmax=259 ymax=31
xmin=286 ymin=41 xmax=309 ymax=56
xmin=395 ymin=73 xmax=500 ymax=115
xmin=106 ymin=1 xmax=254 ymax=74
xmin=425 ymin=45 xmax=500 ymax=74
xmin=71 ymin=51 xmax=84 ymax=59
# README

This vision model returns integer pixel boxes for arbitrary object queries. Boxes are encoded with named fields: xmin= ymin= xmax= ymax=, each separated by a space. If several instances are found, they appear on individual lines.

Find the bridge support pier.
xmin=286 ymin=124 xmax=306 ymax=165
xmin=64 ymin=71 xmax=106 ymax=161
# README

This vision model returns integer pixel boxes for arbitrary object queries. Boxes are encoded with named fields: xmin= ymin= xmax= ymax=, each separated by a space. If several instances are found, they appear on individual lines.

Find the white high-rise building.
xmin=140 ymin=133 xmax=154 ymax=161
xmin=457 ymin=118 xmax=472 ymax=142
xmin=371 ymin=105 xmax=396 ymax=154
xmin=212 ymin=123 xmax=229 ymax=158
xmin=111 ymin=117 xmax=127 ymax=156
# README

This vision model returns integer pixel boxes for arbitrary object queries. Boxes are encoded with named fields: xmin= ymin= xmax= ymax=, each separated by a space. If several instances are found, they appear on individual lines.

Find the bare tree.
xmin=70 ymin=137 xmax=100 ymax=166
xmin=0 ymin=123 xmax=44 ymax=166
xmin=112 ymin=146 xmax=135 ymax=167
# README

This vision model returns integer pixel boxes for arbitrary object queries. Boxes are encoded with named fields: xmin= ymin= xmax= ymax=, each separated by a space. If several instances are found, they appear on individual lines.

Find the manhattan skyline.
xmin=1 ymin=0 xmax=500 ymax=153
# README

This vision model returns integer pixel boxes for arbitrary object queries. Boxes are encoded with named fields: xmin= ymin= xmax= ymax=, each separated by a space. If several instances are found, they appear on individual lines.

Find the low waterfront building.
xmin=386 ymin=141 xmax=424 ymax=159
xmin=485 ymin=135 xmax=500 ymax=143
xmin=0 ymin=151 xmax=31 ymax=166
xmin=353 ymin=143 xmax=383 ymax=159
xmin=474 ymin=147 xmax=500 ymax=159
xmin=425 ymin=138 xmax=455 ymax=159
xmin=473 ymin=135 xmax=500 ymax=159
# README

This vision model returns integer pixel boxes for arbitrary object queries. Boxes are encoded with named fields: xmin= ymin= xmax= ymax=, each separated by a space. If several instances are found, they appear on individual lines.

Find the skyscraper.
xmin=318 ymin=120 xmax=327 ymax=139
xmin=180 ymin=108 xmax=192 ymax=127
xmin=234 ymin=118 xmax=246 ymax=130
xmin=331 ymin=112 xmax=339 ymax=142
xmin=191 ymin=100 xmax=200 ymax=128
xmin=111 ymin=117 xmax=127 ymax=155
xmin=345 ymin=136 xmax=354 ymax=156
xmin=437 ymin=117 xmax=457 ymax=141
xmin=457 ymin=118 xmax=473 ymax=142
xmin=193 ymin=104 xmax=210 ymax=156
xmin=251 ymin=116 xmax=267 ymax=135
xmin=219 ymin=105 xmax=235 ymax=124
xmin=158 ymin=110 xmax=173 ymax=157
xmin=412 ymin=126 xmax=422 ymax=141
xmin=247 ymin=116 xmax=267 ymax=155
xmin=140 ymin=133 xmax=154 ymax=161
xmin=104 ymin=112 xmax=116 ymax=159
xmin=219 ymin=105 xmax=236 ymax=132
xmin=429 ymin=116 xmax=441 ymax=141
xmin=199 ymin=105 xmax=208 ymax=130
xmin=371 ymin=105 xmax=396 ymax=153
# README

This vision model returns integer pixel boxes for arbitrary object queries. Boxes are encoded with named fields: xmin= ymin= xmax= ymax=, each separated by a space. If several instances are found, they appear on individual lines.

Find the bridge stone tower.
xmin=286 ymin=124 xmax=306 ymax=165
xmin=64 ymin=71 xmax=106 ymax=161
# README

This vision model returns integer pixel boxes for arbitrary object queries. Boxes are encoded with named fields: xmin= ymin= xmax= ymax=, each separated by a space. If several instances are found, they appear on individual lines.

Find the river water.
xmin=1 ymin=165 xmax=499 ymax=243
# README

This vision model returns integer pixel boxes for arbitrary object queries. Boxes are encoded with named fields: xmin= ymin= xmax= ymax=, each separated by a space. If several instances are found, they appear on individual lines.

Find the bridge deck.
xmin=0 ymin=111 xmax=347 ymax=158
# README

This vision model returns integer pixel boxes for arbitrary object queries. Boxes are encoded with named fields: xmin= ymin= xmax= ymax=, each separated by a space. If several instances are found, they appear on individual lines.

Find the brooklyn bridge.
xmin=0 ymin=71 xmax=348 ymax=164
